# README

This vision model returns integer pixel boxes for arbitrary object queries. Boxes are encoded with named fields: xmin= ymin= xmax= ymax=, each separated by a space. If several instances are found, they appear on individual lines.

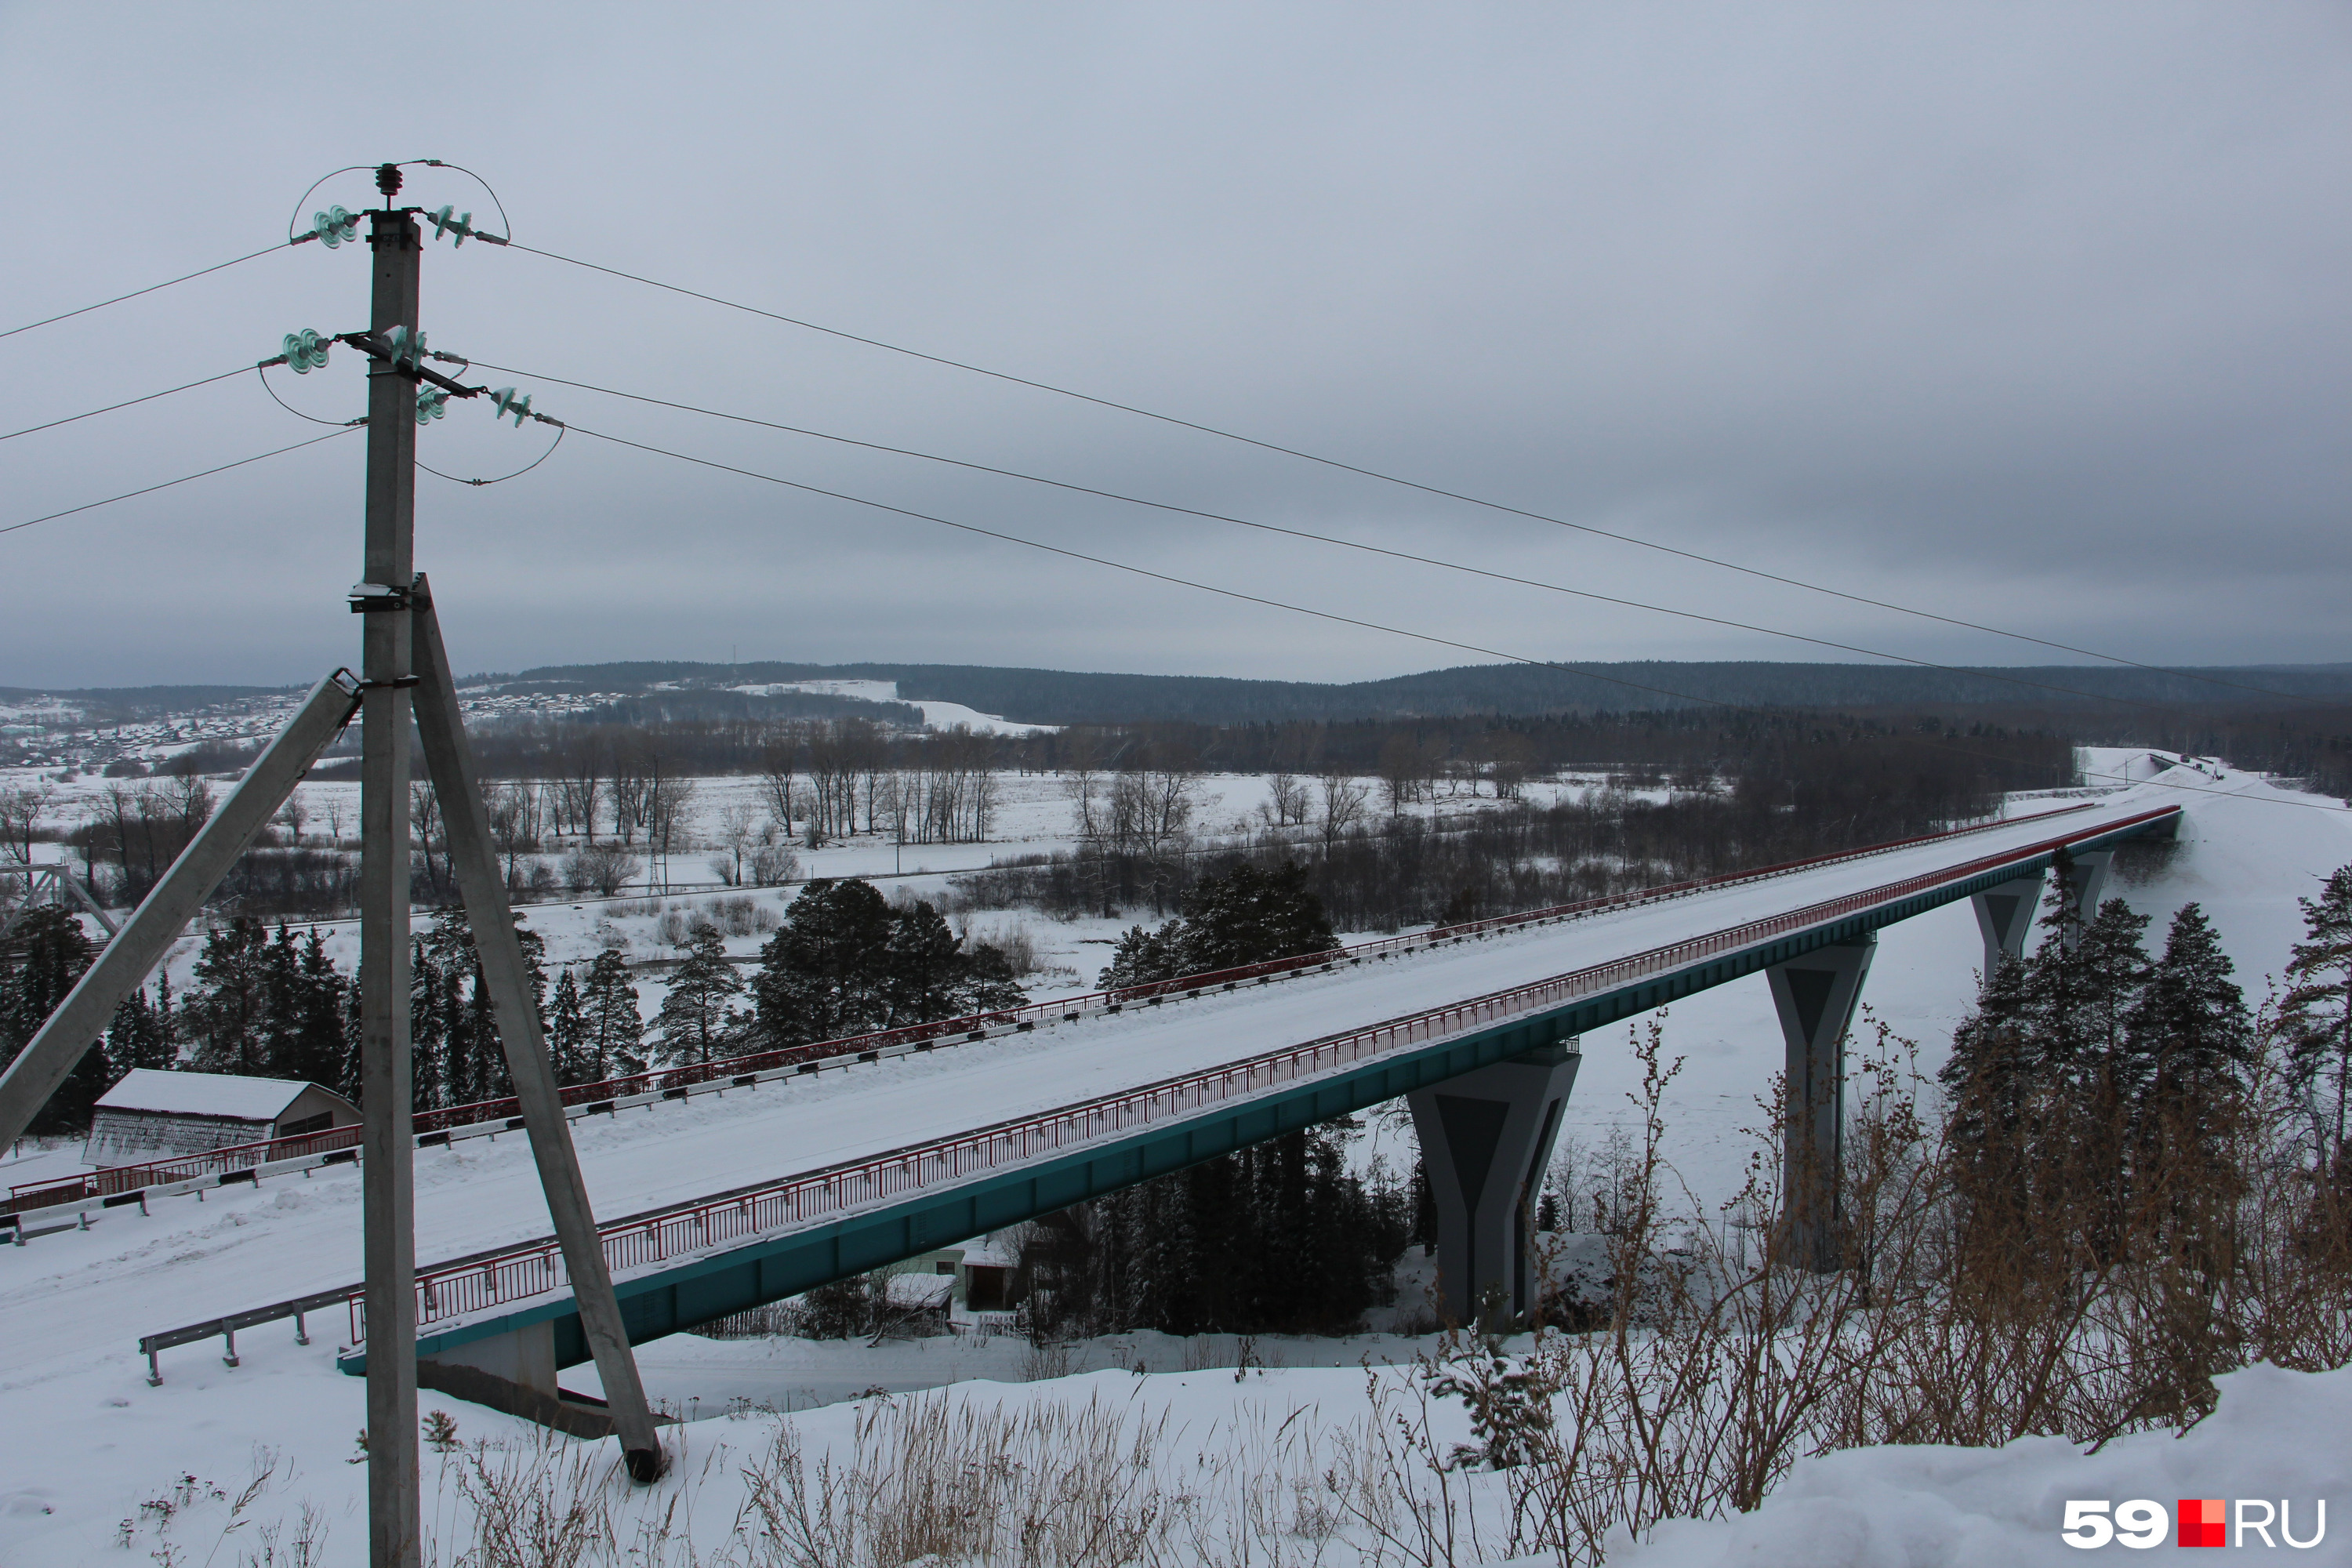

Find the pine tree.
xmin=185 ymin=916 xmax=276 ymax=1076
xmin=655 ymin=924 xmax=745 ymax=1065
xmin=409 ymin=935 xmax=447 ymax=1112
xmin=880 ymin=900 xmax=964 ymax=1026
xmin=2128 ymin=903 xmax=2249 ymax=1113
xmin=582 ymin=950 xmax=646 ymax=1079
xmin=752 ymin=879 xmax=897 ymax=1046
xmin=1098 ymin=923 xmax=1185 ymax=989
xmin=1094 ymin=861 xmax=1337 ymax=989
xmin=2121 ymin=902 xmax=2251 ymax=1261
xmin=416 ymin=907 xmax=543 ymax=1105
xmin=546 ymin=969 xmax=595 ymax=1086
xmin=2281 ymin=864 xmax=2352 ymax=1177
xmin=287 ymin=928 xmax=350 ymax=1087
xmin=1940 ymin=953 xmax=2038 ymax=1225
xmin=1 ymin=906 xmax=107 ymax=1132
xmin=105 ymin=984 xmax=174 ymax=1076
xmin=1174 ymin=861 xmax=1338 ymax=974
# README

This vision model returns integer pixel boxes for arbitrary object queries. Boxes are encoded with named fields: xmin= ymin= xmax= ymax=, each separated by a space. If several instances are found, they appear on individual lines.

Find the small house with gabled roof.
xmin=83 ymin=1069 xmax=358 ymax=1167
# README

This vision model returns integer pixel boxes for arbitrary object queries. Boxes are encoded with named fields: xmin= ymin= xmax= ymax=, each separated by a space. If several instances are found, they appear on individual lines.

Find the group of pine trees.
xmin=1936 ymin=854 xmax=2352 ymax=1263
xmin=0 ymin=876 xmax=1031 ymax=1132
xmin=1014 ymin=861 xmax=1413 ymax=1338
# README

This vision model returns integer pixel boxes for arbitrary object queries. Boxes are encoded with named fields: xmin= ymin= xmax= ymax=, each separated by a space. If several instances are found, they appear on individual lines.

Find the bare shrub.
xmin=750 ymin=843 xmax=801 ymax=887
xmin=739 ymin=1393 xmax=1167 ymax=1568
xmin=702 ymin=895 xmax=761 ymax=938
xmin=567 ymin=844 xmax=644 ymax=896
xmin=442 ymin=1428 xmax=615 ymax=1568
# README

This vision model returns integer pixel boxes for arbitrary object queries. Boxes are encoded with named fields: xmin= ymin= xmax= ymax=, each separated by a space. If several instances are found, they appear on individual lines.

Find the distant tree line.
xmin=967 ymin=718 xmax=2075 ymax=931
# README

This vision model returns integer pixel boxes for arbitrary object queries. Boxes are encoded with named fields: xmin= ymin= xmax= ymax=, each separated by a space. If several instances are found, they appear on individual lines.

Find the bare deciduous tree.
xmin=0 ymin=786 xmax=45 ymax=866
xmin=1316 ymin=771 xmax=1370 ymax=848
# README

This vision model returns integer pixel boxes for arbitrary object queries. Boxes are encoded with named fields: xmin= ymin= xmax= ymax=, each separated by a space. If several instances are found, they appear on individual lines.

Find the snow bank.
xmin=1616 ymin=1363 xmax=2350 ymax=1567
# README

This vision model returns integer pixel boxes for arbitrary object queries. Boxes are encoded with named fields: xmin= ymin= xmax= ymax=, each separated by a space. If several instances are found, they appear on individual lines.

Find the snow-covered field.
xmin=0 ymin=753 xmax=2346 ymax=1563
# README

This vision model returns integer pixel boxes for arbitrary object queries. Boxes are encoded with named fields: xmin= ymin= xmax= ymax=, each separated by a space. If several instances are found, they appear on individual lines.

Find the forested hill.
xmin=499 ymin=659 xmax=2352 ymax=726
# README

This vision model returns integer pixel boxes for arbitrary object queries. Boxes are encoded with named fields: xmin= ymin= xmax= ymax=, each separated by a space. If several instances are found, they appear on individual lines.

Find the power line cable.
xmin=477 ymin=358 xmax=2231 ymax=718
xmin=0 ymin=427 xmax=360 ymax=537
xmin=0 ymin=245 xmax=289 ymax=341
xmin=0 ymin=368 xmax=249 ymax=441
xmin=255 ymin=362 xmax=365 ymax=428
xmin=509 ymin=242 xmax=2329 ymax=709
xmin=561 ymin=421 xmax=2346 ymax=812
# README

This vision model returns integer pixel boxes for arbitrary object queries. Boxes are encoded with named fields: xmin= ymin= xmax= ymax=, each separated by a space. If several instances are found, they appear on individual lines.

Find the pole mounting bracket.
xmin=347 ymin=582 xmax=412 ymax=614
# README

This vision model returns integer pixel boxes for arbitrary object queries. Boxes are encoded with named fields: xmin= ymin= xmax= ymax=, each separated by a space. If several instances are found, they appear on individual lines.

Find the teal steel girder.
xmin=354 ymin=808 xmax=2175 ymax=1374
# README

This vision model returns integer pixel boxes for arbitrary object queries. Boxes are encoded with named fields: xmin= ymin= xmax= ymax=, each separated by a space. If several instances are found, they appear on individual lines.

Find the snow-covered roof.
xmin=93 ymin=1069 xmax=318 ymax=1122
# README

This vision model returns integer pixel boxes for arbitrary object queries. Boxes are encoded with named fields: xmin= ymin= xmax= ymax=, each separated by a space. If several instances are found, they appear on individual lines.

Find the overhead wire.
xmin=506 ymin=241 xmax=2328 ymax=710
xmin=0 ymin=427 xmax=360 ymax=538
xmin=255 ymin=362 xmax=366 ymax=427
xmin=0 ymin=244 xmax=291 ymax=341
xmin=559 ymin=419 xmax=2347 ymax=812
xmin=418 ymin=423 xmax=565 ymax=487
xmin=1 ymin=367 xmax=250 ymax=441
xmin=474 ymin=358 xmax=2239 ymax=719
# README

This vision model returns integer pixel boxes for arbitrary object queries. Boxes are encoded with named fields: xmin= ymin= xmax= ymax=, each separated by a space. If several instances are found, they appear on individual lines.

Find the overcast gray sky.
xmin=1 ymin=4 xmax=2343 ymax=689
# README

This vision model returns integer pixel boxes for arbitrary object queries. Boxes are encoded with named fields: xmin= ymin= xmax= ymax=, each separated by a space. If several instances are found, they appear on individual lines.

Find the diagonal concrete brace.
xmin=407 ymin=576 xmax=664 ymax=1481
xmin=0 ymin=671 xmax=362 ymax=1150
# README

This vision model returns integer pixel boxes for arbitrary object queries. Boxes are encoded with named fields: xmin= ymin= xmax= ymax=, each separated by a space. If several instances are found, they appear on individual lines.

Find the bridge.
xmin=96 ymin=789 xmax=2177 ymax=1420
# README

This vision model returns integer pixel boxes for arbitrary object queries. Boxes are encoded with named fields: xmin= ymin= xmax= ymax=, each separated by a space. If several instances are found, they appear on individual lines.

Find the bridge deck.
xmin=1 ymin=791 xmax=2171 ymax=1385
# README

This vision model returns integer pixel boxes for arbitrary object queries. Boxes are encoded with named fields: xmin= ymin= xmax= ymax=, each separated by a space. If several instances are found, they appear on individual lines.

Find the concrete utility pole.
xmin=0 ymin=163 xmax=663 ymax=1568
xmin=358 ymin=167 xmax=423 ymax=1568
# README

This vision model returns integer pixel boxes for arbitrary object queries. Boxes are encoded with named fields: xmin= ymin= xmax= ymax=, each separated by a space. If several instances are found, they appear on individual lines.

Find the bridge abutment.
xmin=1409 ymin=1043 xmax=1579 ymax=1327
xmin=1768 ymin=935 xmax=1875 ymax=1272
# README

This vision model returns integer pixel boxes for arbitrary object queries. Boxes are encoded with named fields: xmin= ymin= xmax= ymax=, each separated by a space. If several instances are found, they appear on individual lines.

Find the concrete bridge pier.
xmin=1970 ymin=870 xmax=2046 ymax=978
xmin=1768 ymin=935 xmax=1875 ymax=1272
xmin=1409 ymin=1043 xmax=1579 ymax=1327
xmin=414 ymin=1325 xmax=633 ymax=1439
xmin=2055 ymin=850 xmax=2114 ymax=946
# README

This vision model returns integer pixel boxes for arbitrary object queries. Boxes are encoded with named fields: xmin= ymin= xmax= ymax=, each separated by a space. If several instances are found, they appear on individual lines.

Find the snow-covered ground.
xmin=730 ymin=677 xmax=1058 ymax=736
xmin=1 ymin=753 xmax=2346 ymax=1563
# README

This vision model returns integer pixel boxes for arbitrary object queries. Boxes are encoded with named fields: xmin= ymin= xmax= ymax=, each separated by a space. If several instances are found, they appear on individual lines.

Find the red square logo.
xmin=2178 ymin=1498 xmax=2226 ymax=1548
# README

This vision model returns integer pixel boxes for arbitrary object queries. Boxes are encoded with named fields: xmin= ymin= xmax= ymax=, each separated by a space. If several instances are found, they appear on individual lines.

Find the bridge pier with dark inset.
xmin=2054 ymin=849 xmax=2113 ymax=946
xmin=1971 ymin=870 xmax=2045 ymax=978
xmin=1408 ymin=1043 xmax=1580 ymax=1327
xmin=1768 ymin=935 xmax=1874 ymax=1273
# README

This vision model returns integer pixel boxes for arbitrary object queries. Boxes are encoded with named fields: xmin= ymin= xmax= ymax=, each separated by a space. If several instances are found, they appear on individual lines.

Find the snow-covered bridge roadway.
xmin=2 ymin=789 xmax=2178 ymax=1388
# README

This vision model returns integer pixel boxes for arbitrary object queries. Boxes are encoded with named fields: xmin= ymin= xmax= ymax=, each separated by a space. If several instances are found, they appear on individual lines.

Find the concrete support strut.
xmin=408 ymin=581 xmax=664 ymax=1481
xmin=1768 ymin=936 xmax=1874 ymax=1273
xmin=1409 ymin=1043 xmax=1579 ymax=1327
xmin=1970 ymin=871 xmax=2045 ymax=980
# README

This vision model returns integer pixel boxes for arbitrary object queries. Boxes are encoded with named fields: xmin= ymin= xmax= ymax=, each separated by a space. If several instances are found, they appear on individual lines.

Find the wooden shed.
xmin=83 ymin=1069 xmax=359 ymax=1167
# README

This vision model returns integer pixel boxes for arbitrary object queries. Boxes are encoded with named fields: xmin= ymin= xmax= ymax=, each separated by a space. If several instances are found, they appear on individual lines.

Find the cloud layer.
xmin=1 ymin=4 xmax=2343 ymax=687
